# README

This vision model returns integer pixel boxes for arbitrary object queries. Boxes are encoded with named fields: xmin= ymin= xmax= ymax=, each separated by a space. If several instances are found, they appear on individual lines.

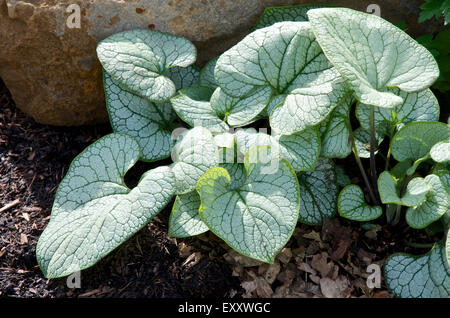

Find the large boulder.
xmin=0 ymin=0 xmax=441 ymax=126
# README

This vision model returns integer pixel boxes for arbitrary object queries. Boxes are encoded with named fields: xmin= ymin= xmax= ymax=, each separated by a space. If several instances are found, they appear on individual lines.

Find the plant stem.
xmin=349 ymin=129 xmax=379 ymax=205
xmin=385 ymin=204 xmax=397 ymax=224
xmin=392 ymin=205 xmax=402 ymax=226
xmin=385 ymin=125 xmax=394 ymax=171
xmin=369 ymin=105 xmax=379 ymax=200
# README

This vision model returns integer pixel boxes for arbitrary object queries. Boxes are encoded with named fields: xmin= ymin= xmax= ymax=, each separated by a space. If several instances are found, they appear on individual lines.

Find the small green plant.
xmin=419 ymin=0 xmax=449 ymax=25
xmin=36 ymin=6 xmax=449 ymax=297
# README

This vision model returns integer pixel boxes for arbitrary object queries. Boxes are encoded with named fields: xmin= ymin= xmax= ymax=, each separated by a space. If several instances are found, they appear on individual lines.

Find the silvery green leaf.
xmin=170 ymin=87 xmax=229 ymax=133
xmin=97 ymin=29 xmax=197 ymax=101
xmin=431 ymin=140 xmax=450 ymax=163
xmin=169 ymin=191 xmax=208 ymax=238
xmin=319 ymin=96 xmax=353 ymax=158
xmin=171 ymin=127 xmax=219 ymax=194
xmin=197 ymin=146 xmax=300 ymax=263
xmin=266 ymin=95 xmax=286 ymax=116
xmin=377 ymin=171 xmax=399 ymax=204
xmin=353 ymin=127 xmax=383 ymax=159
xmin=297 ymin=158 xmax=337 ymax=225
xmin=254 ymin=4 xmax=325 ymax=29
xmin=198 ymin=57 xmax=218 ymax=89
xmin=391 ymin=159 xmax=413 ymax=178
xmin=166 ymin=65 xmax=200 ymax=91
xmin=447 ymin=230 xmax=450 ymax=266
xmin=103 ymin=71 xmax=175 ymax=161
xmin=378 ymin=171 xmax=431 ymax=207
xmin=356 ymin=88 xmax=439 ymax=137
xmin=36 ymin=133 xmax=175 ymax=278
xmin=215 ymin=21 xmax=348 ymax=135
xmin=210 ymin=86 xmax=272 ymax=127
xmin=103 ymin=65 xmax=198 ymax=161
xmin=396 ymin=176 xmax=431 ymax=207
xmin=168 ymin=161 xmax=246 ymax=239
xmin=391 ymin=122 xmax=450 ymax=162
xmin=406 ymin=174 xmax=449 ymax=229
xmin=308 ymin=8 xmax=439 ymax=108
xmin=336 ymin=165 xmax=351 ymax=187
xmin=384 ymin=241 xmax=450 ymax=298
xmin=406 ymin=154 xmax=432 ymax=177
xmin=269 ymin=74 xmax=349 ymax=134
xmin=338 ymin=185 xmax=382 ymax=221
xmin=219 ymin=163 xmax=247 ymax=190
xmin=235 ymin=128 xmax=320 ymax=172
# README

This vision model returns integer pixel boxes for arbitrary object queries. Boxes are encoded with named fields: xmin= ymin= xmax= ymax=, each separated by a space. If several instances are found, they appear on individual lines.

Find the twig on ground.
xmin=0 ymin=198 xmax=20 ymax=213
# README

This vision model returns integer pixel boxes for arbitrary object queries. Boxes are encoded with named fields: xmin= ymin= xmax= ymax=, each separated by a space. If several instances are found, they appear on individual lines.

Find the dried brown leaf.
xmin=263 ymin=262 xmax=280 ymax=284
xmin=277 ymin=248 xmax=292 ymax=264
xmin=256 ymin=278 xmax=273 ymax=298
xmin=311 ymin=252 xmax=333 ymax=277
xmin=303 ymin=230 xmax=321 ymax=242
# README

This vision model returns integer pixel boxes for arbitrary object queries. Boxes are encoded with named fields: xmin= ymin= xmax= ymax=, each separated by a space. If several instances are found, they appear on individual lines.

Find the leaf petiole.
xmin=348 ymin=121 xmax=379 ymax=205
xmin=369 ymin=105 xmax=380 ymax=202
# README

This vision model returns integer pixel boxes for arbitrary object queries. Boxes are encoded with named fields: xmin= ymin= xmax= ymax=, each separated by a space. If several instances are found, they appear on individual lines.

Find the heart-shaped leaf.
xmin=319 ymin=95 xmax=353 ymax=158
xmin=406 ymin=174 xmax=449 ymax=229
xmin=431 ymin=140 xmax=450 ymax=163
xmin=36 ymin=133 xmax=175 ymax=278
xmin=391 ymin=121 xmax=450 ymax=162
xmin=198 ymin=57 xmax=218 ymax=89
xmin=384 ymin=240 xmax=450 ymax=298
xmin=308 ymin=8 xmax=439 ymax=108
xmin=214 ymin=21 xmax=348 ymax=135
xmin=356 ymin=88 xmax=439 ymax=137
xmin=97 ymin=29 xmax=196 ymax=101
xmin=338 ymin=185 xmax=382 ymax=221
xmin=235 ymin=128 xmax=320 ymax=172
xmin=298 ymin=158 xmax=338 ymax=225
xmin=170 ymin=86 xmax=229 ymax=133
xmin=210 ymin=87 xmax=272 ymax=127
xmin=269 ymin=78 xmax=349 ymax=135
xmin=378 ymin=171 xmax=431 ymax=207
xmin=168 ymin=161 xmax=246 ymax=238
xmin=197 ymin=146 xmax=300 ymax=263
xmin=168 ymin=191 xmax=208 ymax=238
xmin=171 ymin=127 xmax=219 ymax=194
xmin=104 ymin=71 xmax=175 ymax=161
xmin=254 ymin=4 xmax=324 ymax=29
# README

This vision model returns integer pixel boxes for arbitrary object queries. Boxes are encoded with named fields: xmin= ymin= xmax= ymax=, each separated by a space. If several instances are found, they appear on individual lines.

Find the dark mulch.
xmin=0 ymin=76 xmax=447 ymax=298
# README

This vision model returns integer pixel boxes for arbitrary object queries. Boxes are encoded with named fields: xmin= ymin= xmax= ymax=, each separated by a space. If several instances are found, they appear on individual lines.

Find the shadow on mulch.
xmin=0 ymin=78 xmax=241 ymax=298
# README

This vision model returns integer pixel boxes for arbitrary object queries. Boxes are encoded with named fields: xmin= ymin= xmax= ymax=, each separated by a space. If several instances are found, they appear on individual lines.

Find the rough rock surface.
xmin=0 ymin=0 xmax=442 ymax=126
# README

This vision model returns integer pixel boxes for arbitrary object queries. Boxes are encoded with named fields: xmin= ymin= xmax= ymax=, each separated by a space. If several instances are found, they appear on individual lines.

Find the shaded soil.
xmin=0 ymin=77 xmax=446 ymax=298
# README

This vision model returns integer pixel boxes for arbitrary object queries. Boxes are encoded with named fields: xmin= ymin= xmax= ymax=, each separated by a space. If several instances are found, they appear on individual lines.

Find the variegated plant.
xmin=36 ymin=5 xmax=449 ymax=298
